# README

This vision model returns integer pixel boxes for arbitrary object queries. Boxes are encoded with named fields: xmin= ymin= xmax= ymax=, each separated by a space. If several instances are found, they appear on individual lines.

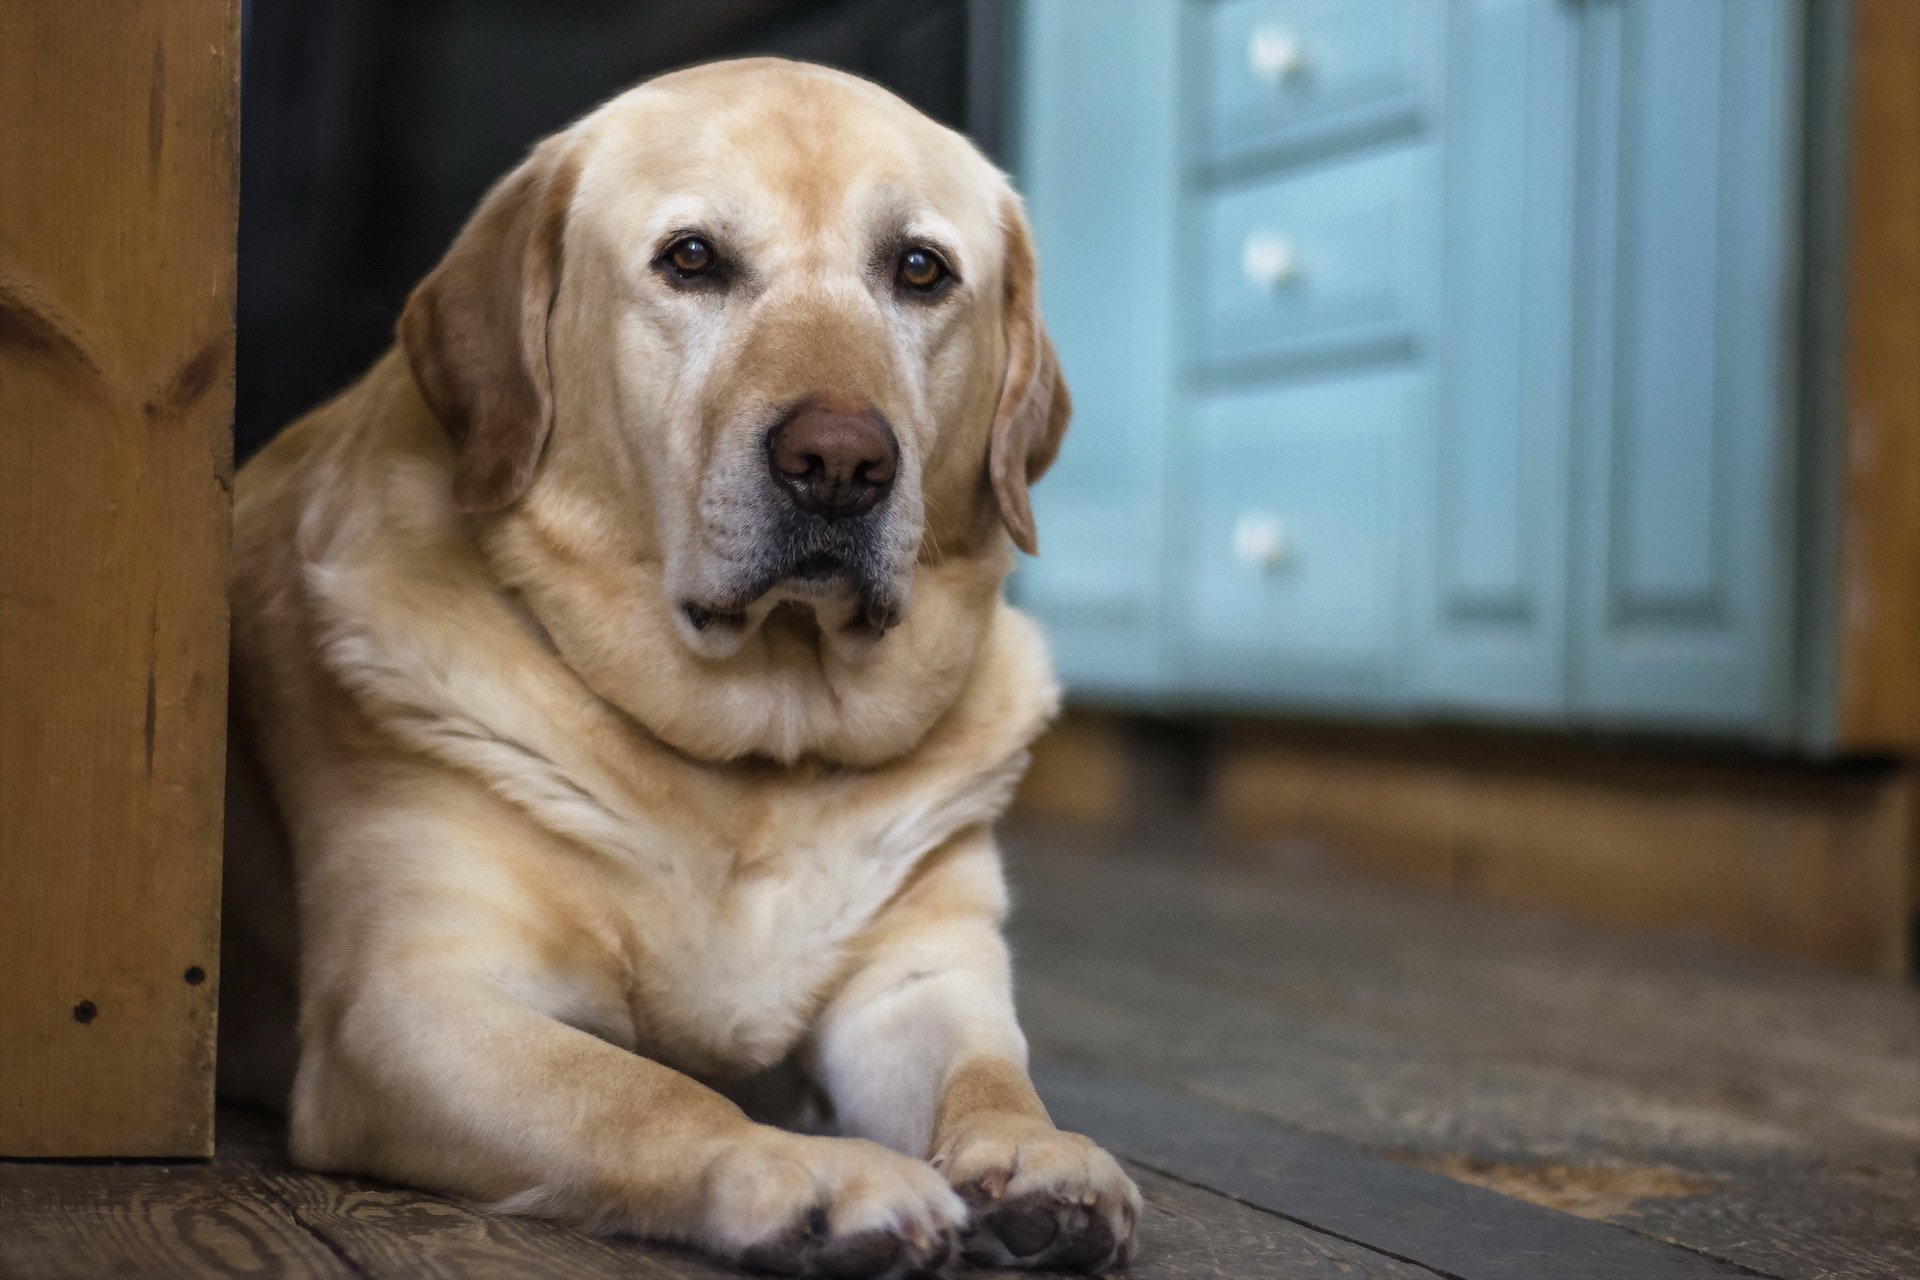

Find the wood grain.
xmin=4 ymin=823 xmax=1917 ymax=1280
xmin=1210 ymin=724 xmax=1914 ymax=975
xmin=1036 ymin=1061 xmax=1755 ymax=1280
xmin=0 ymin=1158 xmax=348 ymax=1280
xmin=235 ymin=1112 xmax=1448 ymax=1280
xmin=196 ymin=1108 xmax=725 ymax=1280
xmin=1621 ymin=1168 xmax=1920 ymax=1280
xmin=1005 ymin=826 xmax=1920 ymax=1280
xmin=1113 ymin=1164 xmax=1433 ymax=1280
xmin=0 ymin=0 xmax=238 ymax=1155
xmin=5 ymin=1107 xmax=1435 ymax=1280
xmin=244 ymin=1170 xmax=733 ymax=1280
xmin=1835 ymin=0 xmax=1920 ymax=749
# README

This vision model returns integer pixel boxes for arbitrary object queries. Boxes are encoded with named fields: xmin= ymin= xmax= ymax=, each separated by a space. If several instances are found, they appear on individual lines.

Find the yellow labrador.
xmin=220 ymin=58 xmax=1139 ymax=1276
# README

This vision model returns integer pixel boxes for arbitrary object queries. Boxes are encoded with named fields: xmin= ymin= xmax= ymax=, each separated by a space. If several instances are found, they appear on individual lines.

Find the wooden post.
xmin=0 ymin=0 xmax=238 ymax=1156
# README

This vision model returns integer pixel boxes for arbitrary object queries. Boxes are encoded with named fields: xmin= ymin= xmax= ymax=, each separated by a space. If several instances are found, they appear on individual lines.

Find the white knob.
xmin=1248 ymin=27 xmax=1306 ymax=84
xmin=1234 ymin=512 xmax=1295 ymax=571
xmin=1242 ymin=234 xmax=1300 ymax=289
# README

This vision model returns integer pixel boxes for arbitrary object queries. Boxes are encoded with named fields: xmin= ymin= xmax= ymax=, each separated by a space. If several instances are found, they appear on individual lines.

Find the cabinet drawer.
xmin=1181 ymin=371 xmax=1408 ymax=666
xmin=1198 ymin=0 xmax=1436 ymax=168
xmin=1195 ymin=143 xmax=1427 ymax=371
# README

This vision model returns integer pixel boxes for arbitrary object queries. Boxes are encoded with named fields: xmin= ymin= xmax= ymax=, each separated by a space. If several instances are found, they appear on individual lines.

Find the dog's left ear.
xmin=399 ymin=138 xmax=579 ymax=512
xmin=988 ymin=196 xmax=1071 ymax=555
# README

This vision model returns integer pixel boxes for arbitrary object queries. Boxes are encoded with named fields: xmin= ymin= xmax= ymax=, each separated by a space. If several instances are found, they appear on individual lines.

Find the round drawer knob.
xmin=1234 ymin=512 xmax=1296 ymax=571
xmin=1242 ymin=234 xmax=1300 ymax=290
xmin=1248 ymin=27 xmax=1307 ymax=84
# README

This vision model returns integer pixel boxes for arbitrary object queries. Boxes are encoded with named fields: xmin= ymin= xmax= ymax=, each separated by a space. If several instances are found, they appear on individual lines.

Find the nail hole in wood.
xmin=72 ymin=1000 xmax=97 ymax=1024
xmin=184 ymin=965 xmax=206 ymax=986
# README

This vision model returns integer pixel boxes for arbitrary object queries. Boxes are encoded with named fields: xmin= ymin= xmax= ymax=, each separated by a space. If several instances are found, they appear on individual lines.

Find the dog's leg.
xmin=294 ymin=956 xmax=965 ymax=1275
xmin=286 ymin=810 xmax=963 ymax=1277
xmin=809 ymin=831 xmax=1140 ymax=1272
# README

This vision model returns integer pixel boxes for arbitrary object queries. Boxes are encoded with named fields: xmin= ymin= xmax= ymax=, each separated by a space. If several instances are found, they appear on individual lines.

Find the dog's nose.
xmin=766 ymin=395 xmax=898 ymax=519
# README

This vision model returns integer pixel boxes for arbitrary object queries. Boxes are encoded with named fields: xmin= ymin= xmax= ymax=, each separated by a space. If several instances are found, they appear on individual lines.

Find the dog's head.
xmin=399 ymin=59 xmax=1067 ymax=675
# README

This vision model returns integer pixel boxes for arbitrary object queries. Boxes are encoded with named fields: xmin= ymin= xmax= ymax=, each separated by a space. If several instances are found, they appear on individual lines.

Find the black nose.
xmin=766 ymin=395 xmax=898 ymax=519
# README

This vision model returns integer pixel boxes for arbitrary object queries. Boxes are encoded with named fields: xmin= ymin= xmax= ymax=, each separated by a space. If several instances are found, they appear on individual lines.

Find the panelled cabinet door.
xmin=1009 ymin=0 xmax=1181 ymax=697
xmin=1568 ymin=0 xmax=1803 ymax=733
xmin=1412 ymin=0 xmax=1579 ymax=717
xmin=1178 ymin=371 xmax=1413 ymax=706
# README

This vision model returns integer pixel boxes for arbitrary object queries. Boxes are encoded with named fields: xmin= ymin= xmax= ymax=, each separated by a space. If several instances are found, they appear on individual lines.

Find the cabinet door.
xmin=1009 ymin=0 xmax=1180 ymax=697
xmin=1569 ymin=0 xmax=1803 ymax=732
xmin=1412 ymin=0 xmax=1579 ymax=717
xmin=1178 ymin=370 xmax=1412 ymax=707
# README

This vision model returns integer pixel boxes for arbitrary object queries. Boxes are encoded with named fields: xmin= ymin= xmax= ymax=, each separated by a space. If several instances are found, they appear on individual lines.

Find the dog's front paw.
xmin=702 ymin=1131 xmax=965 ymax=1278
xmin=933 ymin=1119 xmax=1140 ymax=1272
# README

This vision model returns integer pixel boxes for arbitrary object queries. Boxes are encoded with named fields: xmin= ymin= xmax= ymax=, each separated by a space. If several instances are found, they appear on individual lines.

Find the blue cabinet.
xmin=1566 ymin=0 xmax=1805 ymax=732
xmin=1010 ymin=1 xmax=1180 ymax=699
xmin=1010 ymin=0 xmax=1819 ymax=742
xmin=1411 ymin=0 xmax=1578 ymax=718
xmin=1178 ymin=370 xmax=1411 ymax=705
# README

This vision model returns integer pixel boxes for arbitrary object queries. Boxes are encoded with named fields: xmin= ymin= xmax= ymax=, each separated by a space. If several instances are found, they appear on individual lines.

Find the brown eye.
xmin=664 ymin=235 xmax=715 ymax=279
xmin=897 ymin=246 xmax=948 ymax=292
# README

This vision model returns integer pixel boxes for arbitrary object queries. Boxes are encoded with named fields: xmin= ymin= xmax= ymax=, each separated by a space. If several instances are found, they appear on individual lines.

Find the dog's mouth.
xmin=678 ymin=589 xmax=901 ymax=640
xmin=788 ymin=550 xmax=847 ymax=581
xmin=678 ymin=539 xmax=904 ymax=642
xmin=673 ymin=472 xmax=919 ymax=654
xmin=679 ymin=601 xmax=751 ymax=634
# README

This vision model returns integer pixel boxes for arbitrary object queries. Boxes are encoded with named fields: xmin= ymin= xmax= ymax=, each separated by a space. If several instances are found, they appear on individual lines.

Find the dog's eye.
xmin=896 ymin=246 xmax=950 ymax=293
xmin=660 ymin=235 xmax=718 ymax=282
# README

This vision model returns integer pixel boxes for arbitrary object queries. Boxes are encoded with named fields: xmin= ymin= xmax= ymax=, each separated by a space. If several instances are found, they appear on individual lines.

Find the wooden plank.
xmin=222 ymin=1109 xmax=1433 ymax=1280
xmin=1015 ymin=898 xmax=1920 ymax=1175
xmin=1620 ymin=1169 xmax=1920 ymax=1280
xmin=1008 ymin=827 xmax=1920 ymax=1163
xmin=214 ymin=1111 xmax=734 ymax=1280
xmin=1113 ymin=1164 xmax=1434 ymax=1280
xmin=244 ymin=1171 xmax=738 ymax=1280
xmin=1005 ymin=828 xmax=1920 ymax=1280
xmin=1210 ymin=724 xmax=1914 ymax=975
xmin=252 ymin=1132 xmax=1439 ymax=1280
xmin=1835 ymin=0 xmax=1920 ymax=749
xmin=0 ymin=1158 xmax=349 ymax=1280
xmin=1034 ymin=1060 xmax=1756 ymax=1280
xmin=218 ymin=1110 xmax=1445 ymax=1280
xmin=0 ymin=1109 xmax=1433 ymax=1280
xmin=0 ymin=0 xmax=238 ymax=1156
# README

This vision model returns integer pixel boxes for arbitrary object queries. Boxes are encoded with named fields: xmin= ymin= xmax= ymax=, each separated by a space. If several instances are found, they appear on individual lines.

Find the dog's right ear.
xmin=399 ymin=139 xmax=579 ymax=512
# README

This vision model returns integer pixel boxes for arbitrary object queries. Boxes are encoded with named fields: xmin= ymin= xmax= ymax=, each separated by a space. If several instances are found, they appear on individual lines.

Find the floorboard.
xmin=0 ymin=1156 xmax=350 ymax=1280
xmin=2 ymin=820 xmax=1913 ymax=1278
xmin=0 ymin=1114 xmax=1397 ymax=1280
xmin=1003 ymin=824 xmax=1920 ymax=1280
xmin=1037 ymin=1060 xmax=1753 ymax=1280
xmin=1118 ymin=1165 xmax=1434 ymax=1280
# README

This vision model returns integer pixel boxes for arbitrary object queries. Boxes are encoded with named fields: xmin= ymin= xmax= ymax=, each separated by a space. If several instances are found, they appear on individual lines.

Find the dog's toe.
xmin=713 ymin=1133 xmax=963 ymax=1278
xmin=941 ymin=1124 xmax=1139 ymax=1273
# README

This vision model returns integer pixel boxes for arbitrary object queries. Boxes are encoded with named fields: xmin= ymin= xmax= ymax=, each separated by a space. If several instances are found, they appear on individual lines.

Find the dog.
xmin=219 ymin=57 xmax=1140 ymax=1276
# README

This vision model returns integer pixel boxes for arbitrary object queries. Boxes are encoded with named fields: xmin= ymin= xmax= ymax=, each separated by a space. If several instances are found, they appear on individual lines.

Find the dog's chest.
xmin=608 ymin=797 xmax=941 ymax=1076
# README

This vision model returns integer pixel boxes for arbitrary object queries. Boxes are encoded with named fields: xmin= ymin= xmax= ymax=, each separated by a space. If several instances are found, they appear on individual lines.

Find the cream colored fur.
xmin=221 ymin=58 xmax=1139 ymax=1277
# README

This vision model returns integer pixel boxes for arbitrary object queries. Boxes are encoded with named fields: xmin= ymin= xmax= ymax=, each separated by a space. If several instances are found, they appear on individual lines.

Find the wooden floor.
xmin=3 ymin=823 xmax=1915 ymax=1279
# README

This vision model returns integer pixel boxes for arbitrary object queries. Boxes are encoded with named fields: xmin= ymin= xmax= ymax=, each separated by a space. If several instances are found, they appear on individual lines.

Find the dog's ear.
xmin=987 ymin=196 xmax=1071 ymax=555
xmin=399 ymin=139 xmax=579 ymax=512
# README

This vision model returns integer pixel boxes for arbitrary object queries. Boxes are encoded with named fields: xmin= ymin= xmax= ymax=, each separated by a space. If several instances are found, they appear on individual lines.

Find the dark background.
xmin=236 ymin=0 xmax=999 ymax=462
